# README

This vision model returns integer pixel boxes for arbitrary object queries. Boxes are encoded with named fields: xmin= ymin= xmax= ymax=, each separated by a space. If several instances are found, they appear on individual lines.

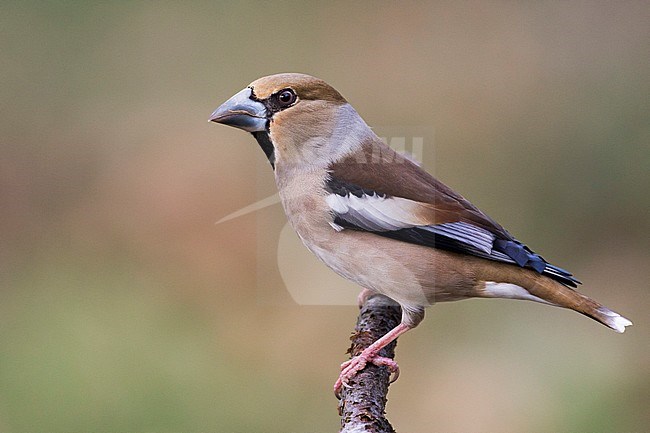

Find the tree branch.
xmin=338 ymin=294 xmax=402 ymax=433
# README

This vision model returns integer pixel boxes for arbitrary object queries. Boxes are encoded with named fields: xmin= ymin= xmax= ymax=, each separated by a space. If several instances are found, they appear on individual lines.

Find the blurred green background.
xmin=1 ymin=1 xmax=649 ymax=432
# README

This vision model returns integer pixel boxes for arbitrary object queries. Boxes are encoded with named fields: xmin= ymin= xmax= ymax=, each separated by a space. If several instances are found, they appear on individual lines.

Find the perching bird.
xmin=209 ymin=73 xmax=632 ymax=395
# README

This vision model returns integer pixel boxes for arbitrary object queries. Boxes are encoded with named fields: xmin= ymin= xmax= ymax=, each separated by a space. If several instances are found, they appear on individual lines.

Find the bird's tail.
xmin=477 ymin=264 xmax=633 ymax=333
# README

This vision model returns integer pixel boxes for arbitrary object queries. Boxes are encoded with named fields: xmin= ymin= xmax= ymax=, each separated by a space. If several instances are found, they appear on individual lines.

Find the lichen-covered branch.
xmin=338 ymin=294 xmax=402 ymax=433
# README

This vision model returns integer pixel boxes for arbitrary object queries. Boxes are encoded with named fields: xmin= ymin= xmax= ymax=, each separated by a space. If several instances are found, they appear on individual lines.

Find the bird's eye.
xmin=277 ymin=89 xmax=297 ymax=107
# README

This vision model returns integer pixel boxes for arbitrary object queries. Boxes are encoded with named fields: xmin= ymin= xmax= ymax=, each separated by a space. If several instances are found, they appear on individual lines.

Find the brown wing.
xmin=329 ymin=139 xmax=514 ymax=240
xmin=327 ymin=138 xmax=579 ymax=287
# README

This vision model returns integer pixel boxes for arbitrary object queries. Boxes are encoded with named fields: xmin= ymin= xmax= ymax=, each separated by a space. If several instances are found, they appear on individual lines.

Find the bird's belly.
xmin=300 ymin=227 xmax=479 ymax=308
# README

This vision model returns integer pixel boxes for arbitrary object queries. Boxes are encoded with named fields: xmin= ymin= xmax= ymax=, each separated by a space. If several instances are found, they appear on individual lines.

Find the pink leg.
xmin=334 ymin=322 xmax=411 ymax=397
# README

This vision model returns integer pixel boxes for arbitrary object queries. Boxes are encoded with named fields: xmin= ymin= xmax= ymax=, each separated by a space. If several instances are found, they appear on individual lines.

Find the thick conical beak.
xmin=209 ymin=87 xmax=268 ymax=132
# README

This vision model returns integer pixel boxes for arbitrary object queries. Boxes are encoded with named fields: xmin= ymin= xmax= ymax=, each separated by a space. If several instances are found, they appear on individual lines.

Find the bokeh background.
xmin=2 ymin=1 xmax=649 ymax=432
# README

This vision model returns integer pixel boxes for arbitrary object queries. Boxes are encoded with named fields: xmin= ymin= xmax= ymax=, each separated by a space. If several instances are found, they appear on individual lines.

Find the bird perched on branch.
xmin=209 ymin=73 xmax=632 ymax=396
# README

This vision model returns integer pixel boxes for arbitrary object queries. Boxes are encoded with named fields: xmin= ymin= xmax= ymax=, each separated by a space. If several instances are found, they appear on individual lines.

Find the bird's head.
xmin=210 ymin=73 xmax=372 ymax=169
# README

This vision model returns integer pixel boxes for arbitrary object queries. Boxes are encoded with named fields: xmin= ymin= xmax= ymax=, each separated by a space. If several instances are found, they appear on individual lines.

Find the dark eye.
xmin=277 ymin=89 xmax=296 ymax=107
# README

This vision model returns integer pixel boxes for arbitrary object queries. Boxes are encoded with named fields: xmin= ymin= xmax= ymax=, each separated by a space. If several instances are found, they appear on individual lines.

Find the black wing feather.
xmin=328 ymin=178 xmax=580 ymax=288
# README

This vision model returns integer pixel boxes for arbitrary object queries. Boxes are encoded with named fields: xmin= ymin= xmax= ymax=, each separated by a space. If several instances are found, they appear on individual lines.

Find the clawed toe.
xmin=334 ymin=353 xmax=400 ymax=397
xmin=370 ymin=355 xmax=400 ymax=382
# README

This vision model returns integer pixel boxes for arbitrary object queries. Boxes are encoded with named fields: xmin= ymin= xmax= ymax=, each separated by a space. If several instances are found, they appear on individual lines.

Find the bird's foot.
xmin=356 ymin=288 xmax=375 ymax=308
xmin=334 ymin=349 xmax=399 ymax=398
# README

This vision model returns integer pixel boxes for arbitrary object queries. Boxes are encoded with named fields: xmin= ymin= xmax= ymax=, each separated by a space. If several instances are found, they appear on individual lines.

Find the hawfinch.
xmin=209 ymin=73 xmax=632 ymax=394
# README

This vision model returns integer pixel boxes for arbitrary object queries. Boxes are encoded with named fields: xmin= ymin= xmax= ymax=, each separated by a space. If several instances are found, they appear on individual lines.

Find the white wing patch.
xmin=326 ymin=193 xmax=430 ymax=228
xmin=326 ymin=192 xmax=496 ymax=254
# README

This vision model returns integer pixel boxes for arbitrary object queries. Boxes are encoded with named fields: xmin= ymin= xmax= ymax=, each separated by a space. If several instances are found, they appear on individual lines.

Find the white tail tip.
xmin=598 ymin=307 xmax=633 ymax=333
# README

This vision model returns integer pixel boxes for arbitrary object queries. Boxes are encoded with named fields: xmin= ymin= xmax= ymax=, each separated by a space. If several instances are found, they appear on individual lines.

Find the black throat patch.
xmin=251 ymin=130 xmax=275 ymax=169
